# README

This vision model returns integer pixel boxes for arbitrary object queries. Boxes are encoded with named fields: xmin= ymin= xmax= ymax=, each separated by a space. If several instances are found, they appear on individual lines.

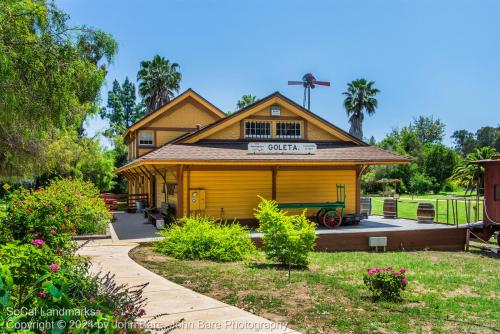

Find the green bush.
xmin=255 ymin=197 xmax=317 ymax=267
xmin=3 ymin=178 xmax=111 ymax=249
xmin=0 ymin=241 xmax=149 ymax=333
xmin=155 ymin=216 xmax=256 ymax=262
xmin=408 ymin=172 xmax=434 ymax=194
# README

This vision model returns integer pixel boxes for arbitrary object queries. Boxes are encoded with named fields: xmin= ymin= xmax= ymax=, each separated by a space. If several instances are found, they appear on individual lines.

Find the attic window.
xmin=244 ymin=121 xmax=271 ymax=139
xmin=138 ymin=131 xmax=154 ymax=146
xmin=276 ymin=121 xmax=301 ymax=139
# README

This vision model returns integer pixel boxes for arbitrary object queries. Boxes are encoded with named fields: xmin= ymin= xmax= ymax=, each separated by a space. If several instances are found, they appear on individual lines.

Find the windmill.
xmin=288 ymin=73 xmax=331 ymax=110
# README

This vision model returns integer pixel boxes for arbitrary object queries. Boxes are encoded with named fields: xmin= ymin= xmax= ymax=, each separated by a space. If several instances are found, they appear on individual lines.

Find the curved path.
xmin=77 ymin=240 xmax=299 ymax=334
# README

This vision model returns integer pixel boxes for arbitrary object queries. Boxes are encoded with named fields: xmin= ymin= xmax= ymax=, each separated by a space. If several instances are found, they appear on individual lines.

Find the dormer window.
xmin=138 ymin=131 xmax=154 ymax=146
xmin=276 ymin=121 xmax=301 ymax=139
xmin=244 ymin=120 xmax=271 ymax=139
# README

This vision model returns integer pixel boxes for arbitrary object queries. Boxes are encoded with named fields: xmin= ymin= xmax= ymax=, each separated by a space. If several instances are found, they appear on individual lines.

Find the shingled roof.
xmin=118 ymin=142 xmax=410 ymax=170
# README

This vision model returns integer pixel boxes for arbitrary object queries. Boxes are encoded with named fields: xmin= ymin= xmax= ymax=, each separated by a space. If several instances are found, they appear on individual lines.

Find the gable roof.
xmin=173 ymin=91 xmax=367 ymax=146
xmin=124 ymin=88 xmax=226 ymax=139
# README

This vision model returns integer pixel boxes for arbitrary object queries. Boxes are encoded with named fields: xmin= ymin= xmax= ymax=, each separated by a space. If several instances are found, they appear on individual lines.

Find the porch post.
xmin=176 ymin=165 xmax=184 ymax=218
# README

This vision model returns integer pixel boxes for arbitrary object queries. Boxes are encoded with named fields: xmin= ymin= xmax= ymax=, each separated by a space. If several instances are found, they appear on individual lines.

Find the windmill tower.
xmin=288 ymin=73 xmax=331 ymax=110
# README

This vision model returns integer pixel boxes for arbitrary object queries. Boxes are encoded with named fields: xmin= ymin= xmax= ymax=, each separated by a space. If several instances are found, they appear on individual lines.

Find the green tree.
xmin=342 ymin=78 xmax=380 ymax=139
xmin=451 ymin=129 xmax=478 ymax=156
xmin=410 ymin=116 xmax=445 ymax=144
xmin=476 ymin=126 xmax=499 ymax=148
xmin=423 ymin=144 xmax=458 ymax=193
xmin=100 ymin=78 xmax=144 ymax=137
xmin=450 ymin=147 xmax=498 ymax=194
xmin=137 ymin=55 xmax=181 ymax=113
xmin=37 ymin=132 xmax=116 ymax=192
xmin=0 ymin=0 xmax=117 ymax=177
xmin=236 ymin=94 xmax=258 ymax=109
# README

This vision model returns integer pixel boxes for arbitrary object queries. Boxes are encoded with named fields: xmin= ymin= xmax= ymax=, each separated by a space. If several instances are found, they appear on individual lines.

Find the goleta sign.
xmin=248 ymin=142 xmax=317 ymax=155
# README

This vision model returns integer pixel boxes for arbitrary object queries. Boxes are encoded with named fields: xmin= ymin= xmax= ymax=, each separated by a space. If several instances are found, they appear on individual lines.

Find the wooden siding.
xmin=203 ymin=101 xmax=342 ymax=142
xmin=308 ymin=122 xmax=341 ymax=141
xmin=484 ymin=163 xmax=500 ymax=224
xmin=276 ymin=169 xmax=356 ymax=215
xmin=148 ymin=99 xmax=218 ymax=128
xmin=187 ymin=170 xmax=272 ymax=219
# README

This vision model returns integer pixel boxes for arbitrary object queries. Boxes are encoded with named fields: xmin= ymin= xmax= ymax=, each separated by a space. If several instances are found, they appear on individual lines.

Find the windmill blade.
xmin=288 ymin=81 xmax=304 ymax=85
xmin=312 ymin=81 xmax=331 ymax=86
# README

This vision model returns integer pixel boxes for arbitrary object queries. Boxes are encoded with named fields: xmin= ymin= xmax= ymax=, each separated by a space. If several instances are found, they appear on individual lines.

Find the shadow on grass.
xmin=247 ymin=262 xmax=309 ymax=271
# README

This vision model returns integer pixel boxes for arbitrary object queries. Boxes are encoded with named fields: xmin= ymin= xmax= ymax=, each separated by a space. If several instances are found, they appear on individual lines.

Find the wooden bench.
xmin=145 ymin=203 xmax=171 ymax=229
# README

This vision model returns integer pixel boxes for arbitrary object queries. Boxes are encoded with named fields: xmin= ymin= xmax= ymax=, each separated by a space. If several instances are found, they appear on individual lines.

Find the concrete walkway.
xmin=77 ymin=241 xmax=298 ymax=334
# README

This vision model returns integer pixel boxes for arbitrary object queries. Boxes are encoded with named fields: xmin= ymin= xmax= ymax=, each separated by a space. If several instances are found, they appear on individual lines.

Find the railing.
xmin=367 ymin=196 xmax=484 ymax=226
xmin=127 ymin=193 xmax=149 ymax=212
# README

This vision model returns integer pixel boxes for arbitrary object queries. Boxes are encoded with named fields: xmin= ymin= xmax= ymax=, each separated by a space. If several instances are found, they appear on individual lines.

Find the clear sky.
xmin=58 ymin=0 xmax=500 ymax=145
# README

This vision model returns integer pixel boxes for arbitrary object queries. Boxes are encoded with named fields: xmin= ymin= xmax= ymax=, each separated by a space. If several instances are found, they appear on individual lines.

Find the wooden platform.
xmin=251 ymin=216 xmax=467 ymax=251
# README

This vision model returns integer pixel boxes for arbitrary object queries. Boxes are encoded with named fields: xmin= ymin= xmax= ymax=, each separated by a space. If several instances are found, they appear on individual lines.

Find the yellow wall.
xmin=148 ymin=100 xmax=218 ymax=128
xmin=187 ymin=170 xmax=272 ymax=220
xmin=277 ymin=169 xmax=356 ymax=215
xmin=179 ymin=168 xmax=357 ymax=220
xmin=308 ymin=123 xmax=341 ymax=141
xmin=203 ymin=102 xmax=343 ymax=142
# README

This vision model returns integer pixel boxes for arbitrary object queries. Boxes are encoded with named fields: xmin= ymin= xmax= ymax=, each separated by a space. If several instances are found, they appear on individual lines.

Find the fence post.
xmin=435 ymin=199 xmax=438 ymax=223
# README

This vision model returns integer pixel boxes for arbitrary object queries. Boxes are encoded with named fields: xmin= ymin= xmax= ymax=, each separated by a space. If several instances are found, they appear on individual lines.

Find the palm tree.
xmin=450 ymin=147 xmax=498 ymax=195
xmin=236 ymin=94 xmax=258 ymax=110
xmin=137 ymin=55 xmax=181 ymax=113
xmin=342 ymin=79 xmax=380 ymax=139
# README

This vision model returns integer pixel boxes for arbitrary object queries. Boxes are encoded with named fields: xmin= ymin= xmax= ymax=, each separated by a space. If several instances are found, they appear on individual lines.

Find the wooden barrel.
xmin=417 ymin=203 xmax=434 ymax=224
xmin=360 ymin=197 xmax=372 ymax=215
xmin=383 ymin=199 xmax=397 ymax=218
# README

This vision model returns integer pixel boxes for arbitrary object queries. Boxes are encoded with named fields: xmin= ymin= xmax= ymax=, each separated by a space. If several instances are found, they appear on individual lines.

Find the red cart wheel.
xmin=315 ymin=209 xmax=325 ymax=226
xmin=323 ymin=209 xmax=342 ymax=228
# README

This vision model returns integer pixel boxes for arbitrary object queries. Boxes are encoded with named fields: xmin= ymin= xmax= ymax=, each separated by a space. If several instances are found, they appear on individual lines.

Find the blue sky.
xmin=58 ymin=0 xmax=500 ymax=145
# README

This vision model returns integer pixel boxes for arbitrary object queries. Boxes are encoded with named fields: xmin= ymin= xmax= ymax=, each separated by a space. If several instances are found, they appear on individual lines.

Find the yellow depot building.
xmin=117 ymin=89 xmax=409 ymax=224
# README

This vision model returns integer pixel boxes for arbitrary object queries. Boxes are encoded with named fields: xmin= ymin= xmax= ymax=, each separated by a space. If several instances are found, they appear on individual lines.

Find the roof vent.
xmin=195 ymin=124 xmax=201 ymax=130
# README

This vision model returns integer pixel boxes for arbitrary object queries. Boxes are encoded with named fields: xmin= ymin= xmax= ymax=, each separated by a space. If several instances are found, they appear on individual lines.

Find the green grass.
xmin=370 ymin=197 xmax=484 ymax=224
xmin=131 ymin=245 xmax=500 ymax=334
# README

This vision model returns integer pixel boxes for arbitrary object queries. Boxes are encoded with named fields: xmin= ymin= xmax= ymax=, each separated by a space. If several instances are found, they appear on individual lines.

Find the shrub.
xmin=408 ymin=173 xmax=434 ymax=195
xmin=363 ymin=267 xmax=408 ymax=301
xmin=0 ymin=242 xmax=149 ymax=333
xmin=155 ymin=216 xmax=256 ymax=262
xmin=3 ymin=178 xmax=111 ymax=248
xmin=255 ymin=197 xmax=317 ymax=267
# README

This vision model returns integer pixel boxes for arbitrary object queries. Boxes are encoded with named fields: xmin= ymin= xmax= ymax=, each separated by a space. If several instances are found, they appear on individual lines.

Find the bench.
xmin=145 ymin=203 xmax=171 ymax=229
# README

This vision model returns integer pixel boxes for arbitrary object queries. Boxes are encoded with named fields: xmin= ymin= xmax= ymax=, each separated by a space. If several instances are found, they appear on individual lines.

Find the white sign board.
xmin=248 ymin=142 xmax=317 ymax=155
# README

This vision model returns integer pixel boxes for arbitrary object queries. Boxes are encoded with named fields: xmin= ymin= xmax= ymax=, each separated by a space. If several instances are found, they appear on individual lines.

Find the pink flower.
xmin=138 ymin=309 xmax=145 ymax=316
xmin=384 ymin=266 xmax=393 ymax=271
xmin=49 ymin=263 xmax=59 ymax=272
xmin=88 ymin=296 xmax=95 ymax=302
xmin=374 ymin=267 xmax=381 ymax=273
xmin=367 ymin=270 xmax=374 ymax=276
xmin=95 ymin=309 xmax=101 ymax=314
xmin=50 ymin=229 xmax=57 ymax=235
xmin=38 ymin=290 xmax=47 ymax=298
xmin=401 ymin=277 xmax=408 ymax=284
xmin=32 ymin=239 xmax=44 ymax=247
xmin=400 ymin=268 xmax=406 ymax=274
xmin=393 ymin=271 xmax=400 ymax=276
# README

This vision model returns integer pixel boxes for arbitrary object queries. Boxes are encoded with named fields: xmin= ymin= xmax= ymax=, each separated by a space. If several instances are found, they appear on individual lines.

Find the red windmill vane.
xmin=288 ymin=73 xmax=331 ymax=110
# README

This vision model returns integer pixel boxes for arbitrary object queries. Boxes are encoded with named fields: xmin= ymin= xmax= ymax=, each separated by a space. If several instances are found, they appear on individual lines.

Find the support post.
xmin=176 ymin=165 xmax=184 ymax=219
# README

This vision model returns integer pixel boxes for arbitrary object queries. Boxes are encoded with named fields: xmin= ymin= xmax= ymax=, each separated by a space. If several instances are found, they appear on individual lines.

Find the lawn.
xmin=369 ymin=196 xmax=484 ymax=224
xmin=130 ymin=245 xmax=499 ymax=334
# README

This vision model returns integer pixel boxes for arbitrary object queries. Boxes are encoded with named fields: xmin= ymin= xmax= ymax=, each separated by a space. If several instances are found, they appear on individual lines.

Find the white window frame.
xmin=244 ymin=120 xmax=272 ymax=139
xmin=138 ymin=131 xmax=154 ymax=146
xmin=276 ymin=121 xmax=301 ymax=139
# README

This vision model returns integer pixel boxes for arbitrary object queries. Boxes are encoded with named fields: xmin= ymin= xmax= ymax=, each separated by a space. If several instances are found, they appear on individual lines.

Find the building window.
xmin=276 ymin=122 xmax=301 ymax=139
xmin=495 ymin=184 xmax=500 ymax=201
xmin=138 ymin=131 xmax=154 ymax=146
xmin=244 ymin=121 xmax=271 ymax=139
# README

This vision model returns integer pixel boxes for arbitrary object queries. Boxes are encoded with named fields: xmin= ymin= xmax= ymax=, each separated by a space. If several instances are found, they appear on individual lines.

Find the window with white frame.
xmin=276 ymin=122 xmax=301 ymax=139
xmin=138 ymin=131 xmax=154 ymax=146
xmin=244 ymin=121 xmax=271 ymax=139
